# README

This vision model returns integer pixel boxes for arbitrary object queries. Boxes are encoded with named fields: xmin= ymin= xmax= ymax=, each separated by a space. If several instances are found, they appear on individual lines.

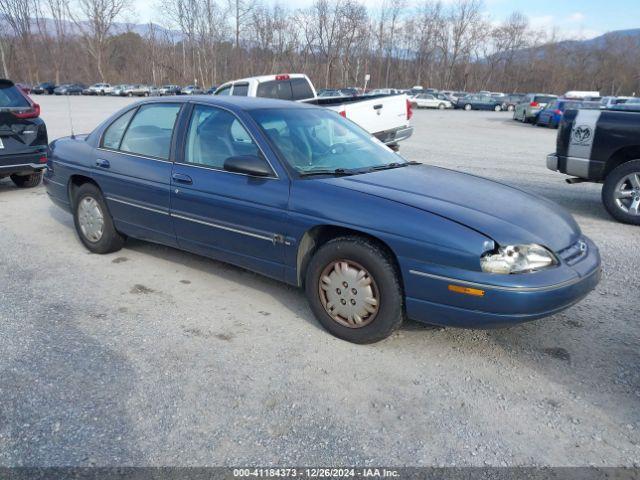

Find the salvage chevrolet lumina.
xmin=44 ymin=96 xmax=601 ymax=343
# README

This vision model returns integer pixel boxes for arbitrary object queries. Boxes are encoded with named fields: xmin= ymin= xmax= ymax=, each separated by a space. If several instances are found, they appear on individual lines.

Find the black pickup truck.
xmin=0 ymin=79 xmax=48 ymax=188
xmin=547 ymin=105 xmax=640 ymax=225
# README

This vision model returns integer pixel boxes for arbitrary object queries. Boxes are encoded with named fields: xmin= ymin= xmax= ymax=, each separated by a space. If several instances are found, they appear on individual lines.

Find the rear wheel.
xmin=494 ymin=104 xmax=502 ymax=112
xmin=305 ymin=236 xmax=404 ymax=344
xmin=73 ymin=183 xmax=125 ymax=253
xmin=438 ymin=103 xmax=445 ymax=110
xmin=602 ymin=160 xmax=640 ymax=225
xmin=507 ymin=104 xmax=515 ymax=112
xmin=10 ymin=172 xmax=42 ymax=188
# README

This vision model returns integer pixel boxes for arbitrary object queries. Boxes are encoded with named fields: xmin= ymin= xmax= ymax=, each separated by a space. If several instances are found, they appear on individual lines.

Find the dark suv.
xmin=0 ymin=79 xmax=48 ymax=188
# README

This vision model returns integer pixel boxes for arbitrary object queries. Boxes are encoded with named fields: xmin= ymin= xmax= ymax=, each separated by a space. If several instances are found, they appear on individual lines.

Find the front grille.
xmin=557 ymin=239 xmax=588 ymax=266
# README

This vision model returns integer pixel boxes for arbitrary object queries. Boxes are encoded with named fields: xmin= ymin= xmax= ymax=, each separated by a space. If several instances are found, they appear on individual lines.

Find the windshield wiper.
xmin=299 ymin=168 xmax=356 ymax=177
xmin=368 ymin=161 xmax=420 ymax=172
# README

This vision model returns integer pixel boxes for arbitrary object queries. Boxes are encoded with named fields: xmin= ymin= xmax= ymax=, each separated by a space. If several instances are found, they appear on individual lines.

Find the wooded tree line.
xmin=0 ymin=0 xmax=639 ymax=95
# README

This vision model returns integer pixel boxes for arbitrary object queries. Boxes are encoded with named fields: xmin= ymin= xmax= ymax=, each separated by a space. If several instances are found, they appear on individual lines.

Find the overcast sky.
xmin=131 ymin=0 xmax=639 ymax=41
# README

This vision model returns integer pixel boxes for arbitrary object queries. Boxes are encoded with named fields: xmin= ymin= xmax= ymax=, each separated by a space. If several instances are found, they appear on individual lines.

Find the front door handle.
xmin=96 ymin=159 xmax=110 ymax=168
xmin=172 ymin=173 xmax=193 ymax=185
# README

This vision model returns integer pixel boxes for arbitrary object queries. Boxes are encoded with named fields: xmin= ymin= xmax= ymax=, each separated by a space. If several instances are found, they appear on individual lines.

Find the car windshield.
xmin=250 ymin=108 xmax=407 ymax=175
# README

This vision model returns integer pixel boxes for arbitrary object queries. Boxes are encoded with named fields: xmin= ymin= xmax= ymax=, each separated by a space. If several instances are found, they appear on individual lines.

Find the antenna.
xmin=66 ymin=94 xmax=75 ymax=138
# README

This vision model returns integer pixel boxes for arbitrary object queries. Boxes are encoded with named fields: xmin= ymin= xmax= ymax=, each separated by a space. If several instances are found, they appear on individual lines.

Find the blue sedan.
xmin=44 ymin=97 xmax=601 ymax=343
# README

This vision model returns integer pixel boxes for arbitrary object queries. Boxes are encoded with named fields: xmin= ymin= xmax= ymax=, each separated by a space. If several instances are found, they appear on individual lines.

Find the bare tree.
xmin=0 ymin=0 xmax=39 ymax=81
xmin=68 ymin=0 xmax=130 ymax=80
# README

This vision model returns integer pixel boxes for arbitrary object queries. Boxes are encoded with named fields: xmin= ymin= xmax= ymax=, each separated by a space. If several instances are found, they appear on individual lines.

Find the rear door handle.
xmin=373 ymin=104 xmax=383 ymax=110
xmin=96 ymin=159 xmax=110 ymax=168
xmin=172 ymin=173 xmax=193 ymax=185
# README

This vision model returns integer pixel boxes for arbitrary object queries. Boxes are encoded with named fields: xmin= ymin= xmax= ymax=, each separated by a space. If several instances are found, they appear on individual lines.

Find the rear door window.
xmin=0 ymin=82 xmax=30 ymax=107
xmin=256 ymin=80 xmax=293 ymax=100
xmin=232 ymin=83 xmax=249 ymax=96
xmin=119 ymin=103 xmax=181 ymax=160
xmin=291 ymin=78 xmax=314 ymax=100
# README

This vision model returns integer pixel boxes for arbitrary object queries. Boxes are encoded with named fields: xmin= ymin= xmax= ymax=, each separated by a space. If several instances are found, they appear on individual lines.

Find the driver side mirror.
xmin=223 ymin=154 xmax=273 ymax=177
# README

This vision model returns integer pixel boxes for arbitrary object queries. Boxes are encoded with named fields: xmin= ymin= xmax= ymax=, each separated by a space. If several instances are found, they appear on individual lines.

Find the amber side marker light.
xmin=448 ymin=284 xmax=485 ymax=296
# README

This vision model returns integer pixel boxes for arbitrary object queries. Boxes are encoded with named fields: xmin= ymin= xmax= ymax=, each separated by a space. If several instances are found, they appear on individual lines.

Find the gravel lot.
xmin=0 ymin=96 xmax=638 ymax=467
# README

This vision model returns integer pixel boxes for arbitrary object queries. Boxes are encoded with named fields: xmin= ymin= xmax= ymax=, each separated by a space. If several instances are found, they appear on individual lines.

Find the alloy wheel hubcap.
xmin=319 ymin=260 xmax=379 ymax=328
xmin=78 ymin=197 xmax=105 ymax=242
xmin=614 ymin=173 xmax=640 ymax=216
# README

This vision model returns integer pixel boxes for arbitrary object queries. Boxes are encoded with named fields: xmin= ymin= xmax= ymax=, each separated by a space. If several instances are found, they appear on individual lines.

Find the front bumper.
xmin=403 ymin=236 xmax=601 ymax=328
xmin=0 ymin=151 xmax=48 ymax=176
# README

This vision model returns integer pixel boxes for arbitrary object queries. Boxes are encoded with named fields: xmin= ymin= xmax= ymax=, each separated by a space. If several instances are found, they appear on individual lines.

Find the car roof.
xmin=135 ymin=95 xmax=319 ymax=111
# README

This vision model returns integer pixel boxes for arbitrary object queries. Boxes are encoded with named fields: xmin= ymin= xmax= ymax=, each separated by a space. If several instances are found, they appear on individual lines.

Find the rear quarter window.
xmin=535 ymin=96 xmax=556 ymax=104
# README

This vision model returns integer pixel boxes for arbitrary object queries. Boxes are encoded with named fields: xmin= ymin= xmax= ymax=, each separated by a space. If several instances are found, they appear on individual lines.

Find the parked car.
xmin=339 ymin=87 xmax=359 ymax=96
xmin=84 ymin=83 xmax=113 ymax=95
xmin=536 ymin=98 xmax=600 ymax=128
xmin=317 ymin=89 xmax=348 ymax=98
xmin=547 ymin=105 xmax=640 ymax=224
xmin=500 ymin=93 xmax=526 ymax=112
xmin=608 ymin=97 xmax=640 ymax=112
xmin=536 ymin=99 xmax=600 ymax=128
xmin=411 ymin=93 xmax=452 ymax=110
xmin=0 ymin=79 xmax=48 ymax=188
xmin=32 ymin=82 xmax=56 ymax=95
xmin=205 ymin=85 xmax=218 ymax=95
xmin=121 ymin=84 xmax=151 ymax=97
xmin=513 ymin=94 xmax=558 ymax=123
xmin=158 ymin=85 xmax=181 ymax=96
xmin=110 ymin=84 xmax=129 ymax=96
xmin=181 ymin=85 xmax=204 ymax=95
xmin=455 ymin=94 xmax=503 ymax=111
xmin=44 ymin=96 xmax=600 ymax=343
xmin=54 ymin=83 xmax=85 ymax=95
xmin=599 ymin=96 xmax=633 ymax=109
xmin=215 ymin=73 xmax=413 ymax=150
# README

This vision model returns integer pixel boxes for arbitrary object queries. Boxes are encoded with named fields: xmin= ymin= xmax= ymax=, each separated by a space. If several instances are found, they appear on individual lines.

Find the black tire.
xmin=602 ymin=160 xmax=640 ymax=225
xmin=507 ymin=104 xmax=514 ymax=112
xmin=464 ymin=104 xmax=472 ymax=111
xmin=494 ymin=104 xmax=502 ymax=112
xmin=304 ymin=236 xmax=404 ymax=344
xmin=10 ymin=172 xmax=42 ymax=188
xmin=73 ymin=182 xmax=125 ymax=253
xmin=438 ymin=103 xmax=445 ymax=110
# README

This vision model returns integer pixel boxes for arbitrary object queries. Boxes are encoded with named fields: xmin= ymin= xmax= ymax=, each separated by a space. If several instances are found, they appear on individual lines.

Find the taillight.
xmin=406 ymin=98 xmax=413 ymax=120
xmin=338 ymin=110 xmax=346 ymax=118
xmin=38 ymin=154 xmax=47 ymax=163
xmin=554 ymin=109 xmax=562 ymax=115
xmin=12 ymin=103 xmax=40 ymax=119
xmin=275 ymin=74 xmax=290 ymax=81
xmin=530 ymin=101 xmax=539 ymax=107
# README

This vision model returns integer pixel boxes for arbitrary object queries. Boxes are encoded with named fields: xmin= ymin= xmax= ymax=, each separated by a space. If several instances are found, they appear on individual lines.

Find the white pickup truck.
xmin=214 ymin=74 xmax=413 ymax=150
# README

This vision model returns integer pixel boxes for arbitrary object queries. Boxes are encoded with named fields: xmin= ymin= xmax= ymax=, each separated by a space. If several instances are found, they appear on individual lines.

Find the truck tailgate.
xmin=325 ymin=94 xmax=410 ymax=137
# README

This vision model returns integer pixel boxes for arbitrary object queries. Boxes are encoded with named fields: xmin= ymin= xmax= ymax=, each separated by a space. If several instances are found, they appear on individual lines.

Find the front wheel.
xmin=438 ymin=103 xmax=445 ymax=110
xmin=10 ymin=172 xmax=42 ymax=188
xmin=494 ymin=104 xmax=502 ymax=112
xmin=73 ymin=183 xmax=125 ymax=253
xmin=305 ymin=237 xmax=404 ymax=344
xmin=507 ymin=104 xmax=515 ymax=112
xmin=602 ymin=160 xmax=640 ymax=225
xmin=464 ymin=104 xmax=472 ymax=111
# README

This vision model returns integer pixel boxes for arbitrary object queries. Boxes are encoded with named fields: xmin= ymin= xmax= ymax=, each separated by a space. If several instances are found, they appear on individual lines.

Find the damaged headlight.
xmin=480 ymin=244 xmax=558 ymax=274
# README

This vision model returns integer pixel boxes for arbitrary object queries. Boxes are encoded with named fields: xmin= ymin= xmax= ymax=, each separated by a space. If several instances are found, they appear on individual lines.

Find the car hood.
xmin=319 ymin=164 xmax=581 ymax=251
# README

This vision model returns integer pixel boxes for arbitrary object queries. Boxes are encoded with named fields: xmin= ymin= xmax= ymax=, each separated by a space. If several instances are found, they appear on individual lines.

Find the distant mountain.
xmin=0 ymin=15 xmax=183 ymax=42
